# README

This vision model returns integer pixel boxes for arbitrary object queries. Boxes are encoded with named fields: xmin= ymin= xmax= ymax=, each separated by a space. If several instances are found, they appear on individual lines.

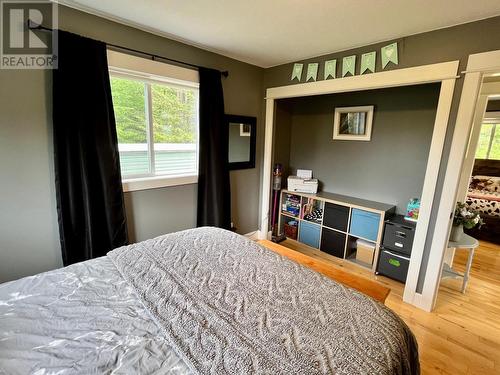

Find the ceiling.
xmin=59 ymin=0 xmax=500 ymax=68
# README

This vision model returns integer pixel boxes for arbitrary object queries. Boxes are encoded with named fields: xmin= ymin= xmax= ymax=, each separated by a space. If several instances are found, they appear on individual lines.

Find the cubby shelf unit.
xmin=278 ymin=190 xmax=396 ymax=273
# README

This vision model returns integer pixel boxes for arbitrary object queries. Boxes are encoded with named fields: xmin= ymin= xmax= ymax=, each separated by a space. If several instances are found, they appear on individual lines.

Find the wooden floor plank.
xmin=258 ymin=239 xmax=390 ymax=303
xmin=258 ymin=238 xmax=500 ymax=374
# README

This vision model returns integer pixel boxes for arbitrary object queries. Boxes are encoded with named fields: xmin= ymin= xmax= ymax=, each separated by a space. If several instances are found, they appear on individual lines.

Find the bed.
xmin=465 ymin=159 xmax=500 ymax=244
xmin=0 ymin=227 xmax=419 ymax=374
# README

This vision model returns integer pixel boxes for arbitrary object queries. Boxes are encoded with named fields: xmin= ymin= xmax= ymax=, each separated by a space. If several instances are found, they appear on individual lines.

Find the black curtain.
xmin=53 ymin=31 xmax=128 ymax=266
xmin=197 ymin=68 xmax=231 ymax=229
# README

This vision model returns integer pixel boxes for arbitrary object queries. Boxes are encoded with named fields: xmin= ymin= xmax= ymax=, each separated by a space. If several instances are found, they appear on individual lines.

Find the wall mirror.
xmin=227 ymin=114 xmax=256 ymax=170
xmin=333 ymin=105 xmax=374 ymax=141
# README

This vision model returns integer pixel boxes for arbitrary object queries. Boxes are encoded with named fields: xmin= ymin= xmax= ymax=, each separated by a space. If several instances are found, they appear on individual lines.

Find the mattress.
xmin=0 ymin=227 xmax=419 ymax=374
xmin=0 ymin=255 xmax=191 ymax=374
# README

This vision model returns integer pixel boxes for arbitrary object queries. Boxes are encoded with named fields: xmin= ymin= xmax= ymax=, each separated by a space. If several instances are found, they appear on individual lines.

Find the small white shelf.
xmin=441 ymin=263 xmax=464 ymax=280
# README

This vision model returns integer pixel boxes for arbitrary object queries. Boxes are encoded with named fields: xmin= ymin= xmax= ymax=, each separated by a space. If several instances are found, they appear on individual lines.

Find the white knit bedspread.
xmin=109 ymin=227 xmax=419 ymax=375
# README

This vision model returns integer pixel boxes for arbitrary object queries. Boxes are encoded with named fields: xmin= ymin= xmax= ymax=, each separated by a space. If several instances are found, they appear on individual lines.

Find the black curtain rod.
xmin=28 ymin=20 xmax=229 ymax=77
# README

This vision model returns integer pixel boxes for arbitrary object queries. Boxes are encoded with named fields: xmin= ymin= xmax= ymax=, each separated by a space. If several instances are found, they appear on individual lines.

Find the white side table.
xmin=441 ymin=234 xmax=479 ymax=293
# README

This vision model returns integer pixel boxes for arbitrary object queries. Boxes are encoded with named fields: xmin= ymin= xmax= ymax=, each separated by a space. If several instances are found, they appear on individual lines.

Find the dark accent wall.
xmin=0 ymin=5 xmax=263 ymax=283
xmin=264 ymin=16 xmax=500 ymax=292
xmin=472 ymin=159 xmax=500 ymax=177
xmin=264 ymin=16 xmax=500 ymax=88
xmin=486 ymin=99 xmax=500 ymax=112
xmin=273 ymin=101 xmax=293 ymax=180
xmin=277 ymin=84 xmax=440 ymax=214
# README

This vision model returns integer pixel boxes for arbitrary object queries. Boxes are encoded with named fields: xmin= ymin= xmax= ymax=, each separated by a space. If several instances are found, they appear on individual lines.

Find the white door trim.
xmin=266 ymin=62 xmax=459 ymax=99
xmin=422 ymin=49 xmax=500 ymax=311
xmin=456 ymin=94 xmax=488 ymax=202
xmin=259 ymin=98 xmax=276 ymax=239
xmin=484 ymin=111 xmax=500 ymax=121
xmin=260 ymin=61 xmax=459 ymax=311
xmin=402 ymin=78 xmax=456 ymax=309
xmin=480 ymin=81 xmax=500 ymax=96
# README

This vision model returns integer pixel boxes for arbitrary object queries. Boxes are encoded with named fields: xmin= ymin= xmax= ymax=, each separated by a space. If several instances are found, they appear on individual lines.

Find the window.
xmin=475 ymin=123 xmax=500 ymax=160
xmin=107 ymin=50 xmax=199 ymax=191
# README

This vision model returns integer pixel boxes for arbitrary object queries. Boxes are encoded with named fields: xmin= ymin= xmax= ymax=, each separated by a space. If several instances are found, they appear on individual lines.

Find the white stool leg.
xmin=461 ymin=248 xmax=475 ymax=293
xmin=443 ymin=247 xmax=456 ymax=267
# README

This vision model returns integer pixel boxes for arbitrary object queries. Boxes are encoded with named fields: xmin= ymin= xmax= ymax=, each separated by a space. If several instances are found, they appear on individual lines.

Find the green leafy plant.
xmin=110 ymin=77 xmax=197 ymax=144
xmin=453 ymin=202 xmax=484 ymax=229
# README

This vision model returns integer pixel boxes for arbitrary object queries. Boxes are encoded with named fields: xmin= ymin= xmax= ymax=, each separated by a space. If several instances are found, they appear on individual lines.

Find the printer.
xmin=287 ymin=169 xmax=319 ymax=194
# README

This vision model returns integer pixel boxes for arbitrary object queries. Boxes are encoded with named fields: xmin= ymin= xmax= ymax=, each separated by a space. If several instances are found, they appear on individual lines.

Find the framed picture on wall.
xmin=333 ymin=105 xmax=374 ymax=141
xmin=240 ymin=123 xmax=251 ymax=136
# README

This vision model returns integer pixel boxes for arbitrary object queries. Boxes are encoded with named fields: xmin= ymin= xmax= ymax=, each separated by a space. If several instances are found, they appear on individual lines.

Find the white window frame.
xmin=107 ymin=50 xmax=200 ymax=192
xmin=476 ymin=122 xmax=499 ymax=159
xmin=477 ymin=111 xmax=500 ymax=160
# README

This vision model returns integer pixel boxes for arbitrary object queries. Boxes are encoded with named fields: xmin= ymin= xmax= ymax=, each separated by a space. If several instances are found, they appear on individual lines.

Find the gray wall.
xmin=273 ymin=101 xmax=294 ymax=180
xmin=123 ymin=185 xmax=198 ymax=242
xmin=279 ymin=84 xmax=440 ymax=214
xmin=0 ymin=69 xmax=63 ymax=282
xmin=264 ymin=16 xmax=500 ymax=292
xmin=0 ymin=5 xmax=263 ymax=283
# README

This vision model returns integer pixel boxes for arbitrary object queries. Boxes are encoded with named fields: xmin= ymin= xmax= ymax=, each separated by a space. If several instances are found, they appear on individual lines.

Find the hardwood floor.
xmin=259 ymin=239 xmax=390 ymax=302
xmin=273 ymin=239 xmax=500 ymax=375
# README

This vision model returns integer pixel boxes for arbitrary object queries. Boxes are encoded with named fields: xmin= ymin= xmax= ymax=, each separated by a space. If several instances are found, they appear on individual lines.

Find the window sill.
xmin=122 ymin=174 xmax=198 ymax=192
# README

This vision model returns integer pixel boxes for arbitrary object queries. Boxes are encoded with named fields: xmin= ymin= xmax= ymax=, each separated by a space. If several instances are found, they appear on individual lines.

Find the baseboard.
xmin=243 ymin=230 xmax=273 ymax=241
xmin=244 ymin=230 xmax=261 ymax=241
xmin=407 ymin=292 xmax=433 ymax=312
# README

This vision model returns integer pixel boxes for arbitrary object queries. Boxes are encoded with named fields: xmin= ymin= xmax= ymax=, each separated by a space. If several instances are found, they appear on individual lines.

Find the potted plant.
xmin=450 ymin=202 xmax=484 ymax=242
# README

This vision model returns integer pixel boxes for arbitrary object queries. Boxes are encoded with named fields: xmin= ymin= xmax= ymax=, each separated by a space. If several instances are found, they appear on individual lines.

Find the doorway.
xmin=434 ymin=74 xmax=500 ymax=309
xmin=423 ymin=49 xmax=500 ymax=311
xmin=458 ymin=88 xmax=500 ymax=244
xmin=260 ymin=61 xmax=459 ymax=311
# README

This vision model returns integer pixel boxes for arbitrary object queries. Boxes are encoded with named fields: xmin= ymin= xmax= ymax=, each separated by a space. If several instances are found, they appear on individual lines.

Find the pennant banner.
xmin=306 ymin=63 xmax=319 ymax=81
xmin=381 ymin=42 xmax=398 ymax=69
xmin=360 ymin=51 xmax=376 ymax=74
xmin=324 ymin=59 xmax=336 ymax=79
xmin=342 ymin=55 xmax=356 ymax=77
xmin=291 ymin=63 xmax=303 ymax=81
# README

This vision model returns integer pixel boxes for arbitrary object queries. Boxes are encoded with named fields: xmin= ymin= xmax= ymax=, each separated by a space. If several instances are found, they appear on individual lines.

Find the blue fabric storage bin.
xmin=299 ymin=221 xmax=321 ymax=248
xmin=349 ymin=209 xmax=380 ymax=242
